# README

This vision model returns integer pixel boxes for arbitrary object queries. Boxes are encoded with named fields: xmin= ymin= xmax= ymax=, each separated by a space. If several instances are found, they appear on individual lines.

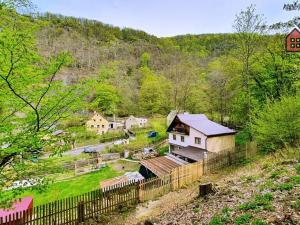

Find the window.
xmin=102 ymin=125 xmax=105 ymax=128
xmin=291 ymin=38 xmax=296 ymax=42
xmin=173 ymin=134 xmax=176 ymax=140
xmin=91 ymin=125 xmax=94 ymax=128
xmin=195 ymin=137 xmax=201 ymax=145
xmin=97 ymin=125 xmax=100 ymax=128
xmin=297 ymin=44 xmax=300 ymax=48
xmin=181 ymin=136 xmax=184 ymax=142
xmin=297 ymin=38 xmax=300 ymax=42
xmin=291 ymin=43 xmax=296 ymax=48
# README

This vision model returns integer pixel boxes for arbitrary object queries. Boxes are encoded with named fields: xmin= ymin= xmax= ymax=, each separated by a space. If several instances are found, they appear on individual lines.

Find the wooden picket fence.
xmin=204 ymin=147 xmax=248 ymax=174
xmin=1 ymin=147 xmax=249 ymax=225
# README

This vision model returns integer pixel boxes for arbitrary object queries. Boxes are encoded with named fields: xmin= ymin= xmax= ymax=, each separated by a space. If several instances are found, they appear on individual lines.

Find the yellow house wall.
xmin=206 ymin=135 xmax=235 ymax=153
xmin=86 ymin=113 xmax=109 ymax=135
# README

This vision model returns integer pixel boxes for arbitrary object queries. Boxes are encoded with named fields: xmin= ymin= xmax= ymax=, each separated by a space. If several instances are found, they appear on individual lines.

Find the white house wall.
xmin=168 ymin=133 xmax=189 ymax=147
xmin=168 ymin=127 xmax=207 ymax=149
xmin=189 ymin=127 xmax=207 ymax=149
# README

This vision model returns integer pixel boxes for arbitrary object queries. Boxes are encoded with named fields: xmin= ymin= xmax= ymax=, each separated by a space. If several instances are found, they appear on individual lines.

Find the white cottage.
xmin=125 ymin=116 xmax=148 ymax=130
xmin=167 ymin=113 xmax=236 ymax=162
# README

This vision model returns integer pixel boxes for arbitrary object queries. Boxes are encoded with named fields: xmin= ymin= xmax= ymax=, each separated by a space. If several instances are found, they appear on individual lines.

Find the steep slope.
xmin=96 ymin=150 xmax=300 ymax=225
xmin=35 ymin=13 xmax=238 ymax=83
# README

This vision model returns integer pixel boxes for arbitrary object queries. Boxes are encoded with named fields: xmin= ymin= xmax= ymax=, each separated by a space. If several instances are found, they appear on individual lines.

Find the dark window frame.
xmin=181 ymin=136 xmax=185 ymax=142
xmin=195 ymin=137 xmax=201 ymax=144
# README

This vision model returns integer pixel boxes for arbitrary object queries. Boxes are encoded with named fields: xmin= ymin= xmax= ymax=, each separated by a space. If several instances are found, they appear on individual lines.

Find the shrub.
xmin=292 ymin=200 xmax=300 ymax=210
xmin=235 ymin=214 xmax=252 ymax=225
xmin=207 ymin=207 xmax=232 ymax=225
xmin=277 ymin=182 xmax=294 ymax=191
xmin=207 ymin=216 xmax=224 ymax=225
xmin=239 ymin=193 xmax=273 ymax=211
xmin=252 ymin=95 xmax=300 ymax=152
xmin=291 ymin=175 xmax=300 ymax=185
xmin=295 ymin=164 xmax=300 ymax=174
xmin=158 ymin=146 xmax=169 ymax=156
xmin=269 ymin=168 xmax=287 ymax=179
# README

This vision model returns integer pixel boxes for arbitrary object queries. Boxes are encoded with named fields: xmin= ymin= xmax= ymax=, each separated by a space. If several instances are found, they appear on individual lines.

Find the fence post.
xmin=77 ymin=201 xmax=85 ymax=223
xmin=203 ymin=158 xmax=206 ymax=175
xmin=228 ymin=151 xmax=232 ymax=165
xmin=136 ymin=181 xmax=141 ymax=203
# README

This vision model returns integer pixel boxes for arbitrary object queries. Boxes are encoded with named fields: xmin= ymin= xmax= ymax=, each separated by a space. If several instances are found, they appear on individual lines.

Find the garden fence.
xmin=1 ymin=146 xmax=253 ymax=225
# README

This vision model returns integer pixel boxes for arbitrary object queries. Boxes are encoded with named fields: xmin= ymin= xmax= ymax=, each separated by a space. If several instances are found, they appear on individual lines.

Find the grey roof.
xmin=177 ymin=114 xmax=236 ymax=136
xmin=52 ymin=130 xmax=64 ymax=136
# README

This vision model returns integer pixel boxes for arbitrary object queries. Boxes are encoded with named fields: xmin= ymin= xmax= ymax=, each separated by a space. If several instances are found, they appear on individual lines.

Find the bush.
xmin=252 ymin=95 xmax=300 ymax=152
xmin=277 ymin=182 xmax=294 ymax=191
xmin=207 ymin=207 xmax=232 ymax=225
xmin=207 ymin=216 xmax=224 ymax=225
xmin=292 ymin=199 xmax=300 ymax=210
xmin=235 ymin=214 xmax=252 ymax=225
xmin=239 ymin=193 xmax=273 ymax=211
xmin=158 ymin=146 xmax=169 ymax=156
xmin=295 ymin=164 xmax=300 ymax=174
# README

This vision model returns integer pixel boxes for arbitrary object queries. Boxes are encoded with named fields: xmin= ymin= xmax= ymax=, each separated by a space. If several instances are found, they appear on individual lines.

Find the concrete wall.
xmin=206 ymin=135 xmax=235 ymax=153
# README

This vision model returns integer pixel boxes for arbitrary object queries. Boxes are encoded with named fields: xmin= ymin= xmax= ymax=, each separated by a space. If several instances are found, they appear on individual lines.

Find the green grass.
xmin=239 ymin=193 xmax=273 ymax=211
xmin=295 ymin=164 xmax=300 ymax=174
xmin=158 ymin=146 xmax=169 ymax=156
xmin=106 ymin=117 xmax=167 ymax=153
xmin=207 ymin=207 xmax=232 ymax=225
xmin=15 ymin=158 xmax=140 ymax=206
xmin=235 ymin=214 xmax=252 ymax=225
xmin=18 ymin=166 xmax=121 ymax=205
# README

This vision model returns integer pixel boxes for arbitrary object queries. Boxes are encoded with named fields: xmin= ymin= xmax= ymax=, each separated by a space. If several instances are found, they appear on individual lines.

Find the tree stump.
xmin=199 ymin=183 xmax=213 ymax=197
xmin=144 ymin=220 xmax=154 ymax=225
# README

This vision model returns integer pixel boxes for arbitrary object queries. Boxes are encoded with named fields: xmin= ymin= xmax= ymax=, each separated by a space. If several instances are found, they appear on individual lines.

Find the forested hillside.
xmin=32 ymin=13 xmax=244 ymax=118
xmin=1 ymin=1 xmax=300 ymax=207
xmin=32 ymin=10 xmax=300 ymax=133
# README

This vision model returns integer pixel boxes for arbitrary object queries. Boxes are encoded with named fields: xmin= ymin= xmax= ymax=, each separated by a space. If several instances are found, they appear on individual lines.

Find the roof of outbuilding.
xmin=176 ymin=114 xmax=236 ymax=137
xmin=100 ymin=172 xmax=144 ymax=189
xmin=140 ymin=156 xmax=187 ymax=177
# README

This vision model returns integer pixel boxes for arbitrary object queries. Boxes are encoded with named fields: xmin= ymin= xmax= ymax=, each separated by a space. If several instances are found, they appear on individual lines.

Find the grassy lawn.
xmin=17 ymin=159 xmax=139 ymax=206
xmin=106 ymin=117 xmax=168 ymax=153
xmin=12 ymin=117 xmax=165 ymax=206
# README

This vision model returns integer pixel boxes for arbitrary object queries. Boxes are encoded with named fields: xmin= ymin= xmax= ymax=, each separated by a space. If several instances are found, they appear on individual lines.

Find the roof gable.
xmin=168 ymin=113 xmax=236 ymax=137
xmin=288 ymin=28 xmax=300 ymax=37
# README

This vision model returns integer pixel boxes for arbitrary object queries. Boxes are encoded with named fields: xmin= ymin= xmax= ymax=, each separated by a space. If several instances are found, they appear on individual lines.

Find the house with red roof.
xmin=286 ymin=28 xmax=300 ymax=52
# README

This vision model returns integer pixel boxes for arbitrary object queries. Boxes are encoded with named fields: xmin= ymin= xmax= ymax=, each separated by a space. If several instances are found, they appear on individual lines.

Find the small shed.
xmin=139 ymin=155 xmax=188 ymax=179
xmin=0 ymin=197 xmax=33 ymax=224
